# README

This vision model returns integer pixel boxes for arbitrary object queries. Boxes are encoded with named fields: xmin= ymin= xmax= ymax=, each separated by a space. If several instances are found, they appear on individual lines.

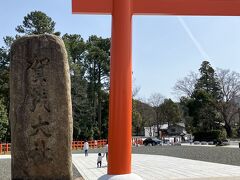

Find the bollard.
xmin=6 ymin=144 xmax=8 ymax=153
xmin=72 ymin=141 xmax=75 ymax=150
xmin=80 ymin=141 xmax=84 ymax=150
xmin=8 ymin=143 xmax=10 ymax=153
xmin=3 ymin=144 xmax=6 ymax=154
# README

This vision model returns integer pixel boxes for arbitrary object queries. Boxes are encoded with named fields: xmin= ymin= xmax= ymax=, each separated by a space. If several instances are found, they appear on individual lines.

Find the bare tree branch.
xmin=217 ymin=68 xmax=240 ymax=102
xmin=148 ymin=93 xmax=165 ymax=108
xmin=132 ymin=77 xmax=141 ymax=98
xmin=173 ymin=71 xmax=198 ymax=98
xmin=147 ymin=93 xmax=165 ymax=138
xmin=216 ymin=68 xmax=240 ymax=137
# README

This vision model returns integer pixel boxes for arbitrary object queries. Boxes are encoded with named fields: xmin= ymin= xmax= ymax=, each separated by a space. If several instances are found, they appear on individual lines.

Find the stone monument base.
xmin=98 ymin=173 xmax=143 ymax=180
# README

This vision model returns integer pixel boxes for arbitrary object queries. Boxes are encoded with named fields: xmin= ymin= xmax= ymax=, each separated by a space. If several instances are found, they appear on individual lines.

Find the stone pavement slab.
xmin=72 ymin=154 xmax=240 ymax=180
xmin=0 ymin=155 xmax=83 ymax=180
xmin=2 ymin=154 xmax=240 ymax=179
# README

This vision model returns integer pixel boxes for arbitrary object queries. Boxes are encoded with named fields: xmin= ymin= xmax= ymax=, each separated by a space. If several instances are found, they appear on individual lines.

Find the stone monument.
xmin=10 ymin=34 xmax=73 ymax=180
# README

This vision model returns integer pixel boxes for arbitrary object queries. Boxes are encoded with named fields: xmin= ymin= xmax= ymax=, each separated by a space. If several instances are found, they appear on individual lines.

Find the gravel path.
xmin=0 ymin=159 xmax=82 ymax=180
xmin=73 ymin=145 xmax=240 ymax=166
xmin=0 ymin=159 xmax=10 ymax=180
xmin=132 ymin=145 xmax=240 ymax=166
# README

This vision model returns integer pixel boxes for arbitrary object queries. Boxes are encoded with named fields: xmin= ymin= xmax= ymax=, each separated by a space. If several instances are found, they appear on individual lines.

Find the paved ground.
xmin=73 ymin=153 xmax=240 ymax=180
xmin=2 ymin=145 xmax=240 ymax=180
xmin=74 ymin=145 xmax=240 ymax=166
xmin=0 ymin=155 xmax=82 ymax=180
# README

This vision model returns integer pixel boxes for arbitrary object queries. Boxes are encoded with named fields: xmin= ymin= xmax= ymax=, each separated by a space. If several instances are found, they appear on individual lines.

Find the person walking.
xmin=83 ymin=140 xmax=89 ymax=157
xmin=97 ymin=153 xmax=105 ymax=168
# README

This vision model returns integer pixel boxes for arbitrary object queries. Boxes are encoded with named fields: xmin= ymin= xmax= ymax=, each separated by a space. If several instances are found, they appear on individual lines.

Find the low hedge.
xmin=193 ymin=130 xmax=227 ymax=142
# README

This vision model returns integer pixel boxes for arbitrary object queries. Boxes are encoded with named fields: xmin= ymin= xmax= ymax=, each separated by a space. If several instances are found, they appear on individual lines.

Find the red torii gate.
xmin=72 ymin=0 xmax=240 ymax=177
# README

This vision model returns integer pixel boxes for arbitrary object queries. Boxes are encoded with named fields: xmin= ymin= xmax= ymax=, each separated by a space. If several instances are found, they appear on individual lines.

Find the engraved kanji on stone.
xmin=30 ymin=115 xmax=51 ymax=137
xmin=28 ymin=57 xmax=50 ymax=112
xmin=29 ymin=139 xmax=52 ymax=162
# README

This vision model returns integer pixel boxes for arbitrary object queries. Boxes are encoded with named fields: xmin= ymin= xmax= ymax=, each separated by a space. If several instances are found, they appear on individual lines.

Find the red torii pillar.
xmin=72 ymin=0 xmax=240 ymax=178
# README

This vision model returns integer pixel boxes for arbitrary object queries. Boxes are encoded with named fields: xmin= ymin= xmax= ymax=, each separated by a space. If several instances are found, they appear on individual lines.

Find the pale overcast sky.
xmin=1 ymin=1 xmax=240 ymax=101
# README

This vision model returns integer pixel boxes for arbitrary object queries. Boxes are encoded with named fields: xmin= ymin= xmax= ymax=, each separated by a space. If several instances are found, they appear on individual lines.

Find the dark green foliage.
xmin=179 ymin=97 xmax=194 ymax=133
xmin=63 ymin=34 xmax=86 ymax=63
xmin=98 ymin=92 xmax=109 ymax=139
xmin=188 ymin=90 xmax=221 ymax=132
xmin=0 ymin=98 xmax=8 ymax=142
xmin=3 ymin=36 xmax=16 ymax=50
xmin=134 ymin=100 xmax=155 ymax=136
xmin=0 ymin=33 xmax=15 ymax=144
xmin=0 ymin=47 xmax=10 ymax=109
xmin=159 ymin=99 xmax=181 ymax=126
xmin=194 ymin=61 xmax=222 ymax=100
xmin=63 ymin=34 xmax=89 ymax=140
xmin=231 ymin=128 xmax=239 ymax=138
xmin=85 ymin=35 xmax=110 ymax=91
xmin=15 ymin=11 xmax=60 ymax=35
xmin=132 ymin=100 xmax=143 ymax=136
xmin=193 ymin=130 xmax=227 ymax=142
xmin=182 ymin=61 xmax=222 ymax=133
xmin=63 ymin=34 xmax=110 ymax=140
xmin=84 ymin=36 xmax=110 ymax=137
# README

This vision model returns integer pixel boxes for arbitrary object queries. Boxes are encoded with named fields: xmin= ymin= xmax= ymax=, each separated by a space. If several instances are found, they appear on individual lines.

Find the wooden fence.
xmin=0 ymin=138 xmax=143 ymax=154
xmin=0 ymin=140 xmax=107 ymax=154
xmin=0 ymin=143 xmax=11 ymax=154
xmin=132 ymin=137 xmax=143 ymax=146
xmin=72 ymin=139 xmax=108 ymax=150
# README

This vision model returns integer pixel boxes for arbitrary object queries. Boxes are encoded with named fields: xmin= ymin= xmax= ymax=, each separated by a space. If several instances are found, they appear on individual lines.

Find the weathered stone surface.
xmin=10 ymin=34 xmax=73 ymax=180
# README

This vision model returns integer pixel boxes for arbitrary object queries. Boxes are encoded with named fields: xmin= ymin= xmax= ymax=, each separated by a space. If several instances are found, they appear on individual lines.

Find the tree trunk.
xmin=222 ymin=105 xmax=239 ymax=138
xmin=156 ymin=110 xmax=160 ymax=138
xmin=97 ymin=97 xmax=102 ymax=135
xmin=157 ymin=126 xmax=160 ymax=138
xmin=97 ymin=65 xmax=102 ymax=137
xmin=149 ymin=126 xmax=152 ymax=137
xmin=225 ymin=122 xmax=233 ymax=138
xmin=91 ymin=63 xmax=96 ymax=125
xmin=136 ymin=127 xmax=139 ymax=136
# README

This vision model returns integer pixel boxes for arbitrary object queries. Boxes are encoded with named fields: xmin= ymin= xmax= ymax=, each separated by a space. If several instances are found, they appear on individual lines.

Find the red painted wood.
xmin=132 ymin=0 xmax=240 ymax=16
xmin=72 ymin=0 xmax=112 ymax=14
xmin=108 ymin=0 xmax=132 ymax=174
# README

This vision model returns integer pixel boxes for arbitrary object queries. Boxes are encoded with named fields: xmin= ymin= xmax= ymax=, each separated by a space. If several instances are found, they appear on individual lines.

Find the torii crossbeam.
xmin=72 ymin=0 xmax=240 ymax=177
